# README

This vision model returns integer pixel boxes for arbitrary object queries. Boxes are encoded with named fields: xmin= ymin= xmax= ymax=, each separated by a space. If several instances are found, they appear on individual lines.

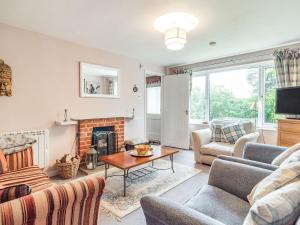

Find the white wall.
xmin=0 ymin=23 xmax=163 ymax=173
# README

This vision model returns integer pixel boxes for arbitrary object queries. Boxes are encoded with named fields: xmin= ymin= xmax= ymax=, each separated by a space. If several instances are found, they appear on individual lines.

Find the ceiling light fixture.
xmin=154 ymin=12 xmax=198 ymax=50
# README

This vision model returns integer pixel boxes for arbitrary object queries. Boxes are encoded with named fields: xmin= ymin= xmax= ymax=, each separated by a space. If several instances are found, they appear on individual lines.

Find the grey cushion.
xmin=201 ymin=142 xmax=234 ymax=156
xmin=185 ymin=185 xmax=250 ymax=225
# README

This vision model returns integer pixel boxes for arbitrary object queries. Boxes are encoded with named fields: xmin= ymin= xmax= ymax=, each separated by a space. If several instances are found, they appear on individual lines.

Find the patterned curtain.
xmin=273 ymin=49 xmax=300 ymax=88
xmin=146 ymin=76 xmax=161 ymax=88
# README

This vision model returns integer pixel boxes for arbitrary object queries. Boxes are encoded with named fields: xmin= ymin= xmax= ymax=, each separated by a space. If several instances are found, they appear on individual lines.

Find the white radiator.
xmin=0 ymin=130 xmax=49 ymax=169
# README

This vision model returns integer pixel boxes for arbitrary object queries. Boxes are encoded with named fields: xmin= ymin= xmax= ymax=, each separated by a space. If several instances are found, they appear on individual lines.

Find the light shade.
xmin=154 ymin=12 xmax=198 ymax=50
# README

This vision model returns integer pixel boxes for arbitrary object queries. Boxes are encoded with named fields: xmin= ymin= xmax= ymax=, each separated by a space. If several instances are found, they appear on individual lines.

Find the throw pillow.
xmin=0 ymin=149 xmax=8 ymax=174
xmin=272 ymin=143 xmax=300 ymax=166
xmin=221 ymin=123 xmax=246 ymax=144
xmin=247 ymin=161 xmax=300 ymax=205
xmin=243 ymin=181 xmax=300 ymax=225
xmin=281 ymin=150 xmax=300 ymax=167
xmin=0 ymin=184 xmax=32 ymax=203
xmin=211 ymin=124 xmax=226 ymax=142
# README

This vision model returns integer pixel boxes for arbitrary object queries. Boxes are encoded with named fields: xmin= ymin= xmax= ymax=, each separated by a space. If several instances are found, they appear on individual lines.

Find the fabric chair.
xmin=192 ymin=119 xmax=259 ymax=165
xmin=140 ymin=159 xmax=300 ymax=225
xmin=219 ymin=142 xmax=287 ymax=171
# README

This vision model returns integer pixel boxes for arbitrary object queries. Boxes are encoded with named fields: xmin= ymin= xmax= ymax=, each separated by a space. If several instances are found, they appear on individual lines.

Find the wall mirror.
xmin=80 ymin=62 xmax=120 ymax=98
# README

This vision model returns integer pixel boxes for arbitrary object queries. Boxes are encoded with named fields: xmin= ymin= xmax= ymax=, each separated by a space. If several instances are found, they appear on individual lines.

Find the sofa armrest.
xmin=208 ymin=159 xmax=271 ymax=201
xmin=233 ymin=132 xmax=259 ymax=157
xmin=141 ymin=195 xmax=225 ymax=225
xmin=218 ymin=155 xmax=278 ymax=171
xmin=192 ymin=129 xmax=212 ymax=151
xmin=0 ymin=176 xmax=105 ymax=225
xmin=243 ymin=143 xmax=287 ymax=164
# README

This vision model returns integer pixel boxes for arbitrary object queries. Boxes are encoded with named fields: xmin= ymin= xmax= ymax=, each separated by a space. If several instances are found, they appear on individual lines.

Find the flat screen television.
xmin=276 ymin=87 xmax=300 ymax=115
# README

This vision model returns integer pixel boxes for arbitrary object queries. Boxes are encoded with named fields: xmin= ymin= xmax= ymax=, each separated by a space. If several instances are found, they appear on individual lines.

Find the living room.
xmin=0 ymin=1 xmax=300 ymax=225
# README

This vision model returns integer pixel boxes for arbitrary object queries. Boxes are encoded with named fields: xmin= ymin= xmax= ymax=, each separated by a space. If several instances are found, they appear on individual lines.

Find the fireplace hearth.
xmin=92 ymin=126 xmax=117 ymax=165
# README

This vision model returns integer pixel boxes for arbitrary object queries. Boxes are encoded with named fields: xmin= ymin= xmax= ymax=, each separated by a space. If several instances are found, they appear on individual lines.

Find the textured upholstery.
xmin=185 ymin=185 xmax=249 ymax=225
xmin=5 ymin=147 xmax=34 ymax=171
xmin=141 ymin=159 xmax=274 ymax=225
xmin=192 ymin=120 xmax=259 ymax=165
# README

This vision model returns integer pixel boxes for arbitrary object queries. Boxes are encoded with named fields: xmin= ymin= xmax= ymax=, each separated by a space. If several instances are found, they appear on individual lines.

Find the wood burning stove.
xmin=92 ymin=126 xmax=117 ymax=165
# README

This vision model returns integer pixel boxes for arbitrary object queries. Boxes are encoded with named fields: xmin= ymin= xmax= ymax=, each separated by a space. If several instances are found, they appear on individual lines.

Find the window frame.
xmin=190 ymin=61 xmax=276 ymax=128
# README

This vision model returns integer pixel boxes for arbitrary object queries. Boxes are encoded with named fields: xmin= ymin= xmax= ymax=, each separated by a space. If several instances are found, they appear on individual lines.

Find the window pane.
xmin=190 ymin=76 xmax=207 ymax=121
xmin=264 ymin=67 xmax=280 ymax=123
xmin=147 ymin=87 xmax=161 ymax=114
xmin=209 ymin=68 xmax=259 ymax=120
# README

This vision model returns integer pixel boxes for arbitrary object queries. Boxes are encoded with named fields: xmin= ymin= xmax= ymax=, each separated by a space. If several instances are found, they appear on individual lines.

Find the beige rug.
xmin=88 ymin=159 xmax=201 ymax=219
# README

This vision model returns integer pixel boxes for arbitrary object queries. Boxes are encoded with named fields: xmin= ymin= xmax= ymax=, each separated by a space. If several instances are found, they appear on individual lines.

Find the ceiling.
xmin=0 ymin=0 xmax=300 ymax=67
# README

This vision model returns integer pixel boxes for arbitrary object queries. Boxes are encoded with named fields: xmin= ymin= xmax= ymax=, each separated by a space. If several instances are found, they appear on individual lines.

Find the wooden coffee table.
xmin=100 ymin=146 xmax=179 ymax=196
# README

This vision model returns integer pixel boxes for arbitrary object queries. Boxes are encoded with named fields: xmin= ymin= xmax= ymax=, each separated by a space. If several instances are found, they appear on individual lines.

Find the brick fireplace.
xmin=78 ymin=117 xmax=124 ymax=158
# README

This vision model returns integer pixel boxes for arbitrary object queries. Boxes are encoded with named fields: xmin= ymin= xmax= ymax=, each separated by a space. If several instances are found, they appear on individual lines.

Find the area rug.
xmin=90 ymin=159 xmax=201 ymax=219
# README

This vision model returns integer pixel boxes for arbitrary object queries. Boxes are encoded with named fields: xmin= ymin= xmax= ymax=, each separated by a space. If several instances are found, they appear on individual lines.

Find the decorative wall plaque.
xmin=0 ymin=59 xmax=12 ymax=96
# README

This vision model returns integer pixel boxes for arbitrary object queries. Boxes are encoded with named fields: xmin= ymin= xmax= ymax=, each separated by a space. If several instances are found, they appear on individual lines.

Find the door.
xmin=162 ymin=73 xmax=190 ymax=149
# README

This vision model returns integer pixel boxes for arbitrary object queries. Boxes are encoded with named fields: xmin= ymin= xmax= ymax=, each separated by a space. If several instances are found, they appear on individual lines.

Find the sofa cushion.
xmin=272 ymin=143 xmax=300 ymax=166
xmin=201 ymin=142 xmax=234 ymax=156
xmin=211 ymin=119 xmax=255 ymax=134
xmin=280 ymin=150 xmax=300 ymax=167
xmin=5 ymin=147 xmax=34 ymax=172
xmin=211 ymin=124 xmax=227 ymax=142
xmin=244 ymin=181 xmax=300 ymax=225
xmin=0 ymin=184 xmax=31 ymax=203
xmin=185 ymin=185 xmax=250 ymax=225
xmin=0 ymin=150 xmax=8 ymax=175
xmin=222 ymin=123 xmax=246 ymax=144
xmin=0 ymin=165 xmax=54 ymax=192
xmin=247 ymin=161 xmax=300 ymax=205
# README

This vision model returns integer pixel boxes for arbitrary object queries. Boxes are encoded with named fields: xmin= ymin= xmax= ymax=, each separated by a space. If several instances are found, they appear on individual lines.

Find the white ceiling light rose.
xmin=154 ymin=12 xmax=198 ymax=51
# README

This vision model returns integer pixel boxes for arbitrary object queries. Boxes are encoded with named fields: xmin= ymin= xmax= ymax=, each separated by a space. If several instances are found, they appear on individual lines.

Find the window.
xmin=190 ymin=62 xmax=280 ymax=126
xmin=209 ymin=68 xmax=259 ymax=120
xmin=190 ymin=75 xmax=207 ymax=122
xmin=147 ymin=86 xmax=161 ymax=114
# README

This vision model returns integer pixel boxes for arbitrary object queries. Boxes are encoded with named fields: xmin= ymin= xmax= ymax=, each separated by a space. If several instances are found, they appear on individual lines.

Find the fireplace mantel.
xmin=71 ymin=115 xmax=134 ymax=121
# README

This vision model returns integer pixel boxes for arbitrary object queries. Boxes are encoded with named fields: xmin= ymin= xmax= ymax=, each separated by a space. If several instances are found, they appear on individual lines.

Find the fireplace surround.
xmin=77 ymin=117 xmax=125 ymax=159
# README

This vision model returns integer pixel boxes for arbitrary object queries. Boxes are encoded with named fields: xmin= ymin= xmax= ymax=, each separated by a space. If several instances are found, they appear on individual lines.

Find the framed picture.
xmin=80 ymin=62 xmax=120 ymax=98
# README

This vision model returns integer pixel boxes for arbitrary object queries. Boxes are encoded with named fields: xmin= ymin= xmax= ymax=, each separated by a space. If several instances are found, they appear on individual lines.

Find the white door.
xmin=162 ymin=73 xmax=190 ymax=149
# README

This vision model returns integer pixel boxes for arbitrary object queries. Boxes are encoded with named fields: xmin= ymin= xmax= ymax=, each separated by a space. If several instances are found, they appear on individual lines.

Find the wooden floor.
xmin=51 ymin=149 xmax=211 ymax=225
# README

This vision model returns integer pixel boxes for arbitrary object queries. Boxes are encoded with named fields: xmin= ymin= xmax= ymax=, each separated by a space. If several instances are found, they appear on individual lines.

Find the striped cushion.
xmin=0 ymin=149 xmax=8 ymax=175
xmin=244 ymin=181 xmax=300 ymax=225
xmin=0 ymin=184 xmax=31 ymax=203
xmin=5 ymin=147 xmax=33 ymax=172
xmin=247 ymin=162 xmax=300 ymax=205
xmin=0 ymin=165 xmax=53 ymax=192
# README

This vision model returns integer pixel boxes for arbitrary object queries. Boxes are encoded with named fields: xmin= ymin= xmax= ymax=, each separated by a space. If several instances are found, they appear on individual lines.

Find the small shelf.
xmin=55 ymin=120 xmax=78 ymax=126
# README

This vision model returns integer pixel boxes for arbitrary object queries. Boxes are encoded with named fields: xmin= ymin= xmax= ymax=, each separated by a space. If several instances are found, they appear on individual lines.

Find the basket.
xmin=56 ymin=156 xmax=80 ymax=179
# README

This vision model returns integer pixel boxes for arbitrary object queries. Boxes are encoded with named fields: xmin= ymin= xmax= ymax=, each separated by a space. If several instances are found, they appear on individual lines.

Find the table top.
xmin=100 ymin=146 xmax=179 ymax=170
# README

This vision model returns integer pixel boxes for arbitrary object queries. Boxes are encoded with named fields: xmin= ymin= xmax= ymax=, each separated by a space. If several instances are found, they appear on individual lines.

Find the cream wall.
xmin=0 ymin=23 xmax=163 ymax=173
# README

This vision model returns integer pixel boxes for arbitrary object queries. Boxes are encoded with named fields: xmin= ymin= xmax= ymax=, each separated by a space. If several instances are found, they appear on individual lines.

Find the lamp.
xmin=154 ymin=12 xmax=198 ymax=50
xmin=85 ymin=146 xmax=98 ymax=170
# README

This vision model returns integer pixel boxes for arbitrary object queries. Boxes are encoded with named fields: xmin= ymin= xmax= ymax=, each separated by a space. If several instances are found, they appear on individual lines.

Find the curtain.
xmin=146 ymin=76 xmax=161 ymax=88
xmin=273 ymin=49 xmax=300 ymax=88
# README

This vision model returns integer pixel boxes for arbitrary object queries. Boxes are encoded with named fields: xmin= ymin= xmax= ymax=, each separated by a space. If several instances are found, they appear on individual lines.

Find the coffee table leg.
xmin=123 ymin=169 xmax=127 ymax=197
xmin=170 ymin=154 xmax=174 ymax=173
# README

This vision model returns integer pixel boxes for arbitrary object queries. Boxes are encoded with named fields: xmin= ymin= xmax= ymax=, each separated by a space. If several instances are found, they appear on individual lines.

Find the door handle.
xmin=185 ymin=110 xmax=189 ymax=115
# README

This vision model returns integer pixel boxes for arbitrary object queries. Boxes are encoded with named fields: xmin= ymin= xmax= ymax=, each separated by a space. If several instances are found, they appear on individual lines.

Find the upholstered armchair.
xmin=192 ymin=119 xmax=259 ymax=165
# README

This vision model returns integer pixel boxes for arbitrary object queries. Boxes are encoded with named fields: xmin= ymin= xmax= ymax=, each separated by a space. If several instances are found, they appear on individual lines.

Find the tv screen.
xmin=276 ymin=87 xmax=300 ymax=114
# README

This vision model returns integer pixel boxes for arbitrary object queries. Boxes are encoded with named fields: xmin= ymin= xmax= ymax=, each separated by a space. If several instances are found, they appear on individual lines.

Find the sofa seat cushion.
xmin=201 ymin=142 xmax=234 ymax=156
xmin=185 ymin=185 xmax=250 ymax=225
xmin=0 ymin=165 xmax=53 ymax=192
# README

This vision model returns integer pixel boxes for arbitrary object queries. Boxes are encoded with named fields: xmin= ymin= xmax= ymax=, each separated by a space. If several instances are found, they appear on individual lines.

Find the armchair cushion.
xmin=247 ymin=161 xmax=300 ymax=205
xmin=244 ymin=181 xmax=300 ymax=225
xmin=0 ymin=150 xmax=8 ymax=175
xmin=211 ymin=124 xmax=226 ymax=142
xmin=201 ymin=142 xmax=234 ymax=156
xmin=272 ymin=143 xmax=300 ymax=166
xmin=185 ymin=185 xmax=250 ymax=225
xmin=0 ymin=184 xmax=31 ymax=203
xmin=222 ymin=123 xmax=246 ymax=144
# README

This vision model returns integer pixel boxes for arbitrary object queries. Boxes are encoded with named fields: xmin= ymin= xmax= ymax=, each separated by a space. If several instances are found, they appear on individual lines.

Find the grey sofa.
xmin=141 ymin=159 xmax=276 ymax=225
xmin=219 ymin=142 xmax=288 ymax=171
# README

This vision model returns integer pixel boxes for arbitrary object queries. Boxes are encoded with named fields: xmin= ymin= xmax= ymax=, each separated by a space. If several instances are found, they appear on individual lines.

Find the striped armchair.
xmin=0 ymin=147 xmax=105 ymax=225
